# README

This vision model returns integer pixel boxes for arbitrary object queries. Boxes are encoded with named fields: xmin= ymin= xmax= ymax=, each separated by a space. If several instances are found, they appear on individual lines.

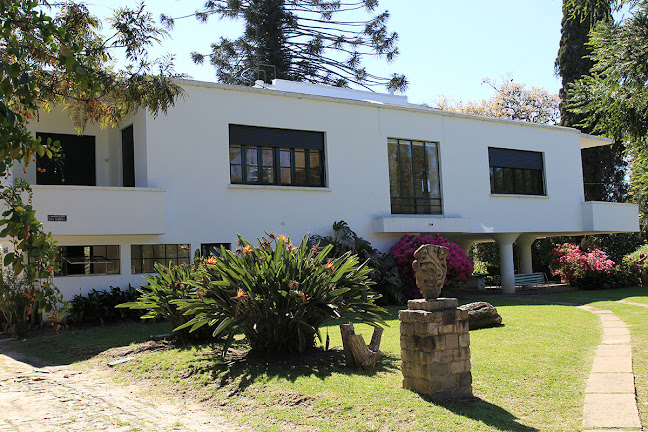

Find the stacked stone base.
xmin=399 ymin=298 xmax=473 ymax=401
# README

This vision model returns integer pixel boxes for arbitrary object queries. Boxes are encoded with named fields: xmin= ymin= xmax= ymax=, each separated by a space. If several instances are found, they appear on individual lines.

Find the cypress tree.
xmin=556 ymin=0 xmax=627 ymax=202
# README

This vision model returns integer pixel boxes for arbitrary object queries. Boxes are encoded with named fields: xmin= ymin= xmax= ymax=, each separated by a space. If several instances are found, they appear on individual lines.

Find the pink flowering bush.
xmin=389 ymin=234 xmax=474 ymax=298
xmin=550 ymin=243 xmax=615 ymax=288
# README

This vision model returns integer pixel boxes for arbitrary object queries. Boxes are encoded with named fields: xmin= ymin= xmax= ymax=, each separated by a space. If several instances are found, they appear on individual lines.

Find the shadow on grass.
xmin=437 ymin=397 xmax=540 ymax=432
xmin=177 ymin=341 xmax=401 ymax=396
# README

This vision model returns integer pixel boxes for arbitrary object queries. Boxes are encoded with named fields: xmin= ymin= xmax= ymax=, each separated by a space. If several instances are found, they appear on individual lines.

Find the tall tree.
xmin=437 ymin=77 xmax=560 ymax=124
xmin=162 ymin=0 xmax=407 ymax=91
xmin=569 ymin=0 xmax=648 ymax=227
xmin=556 ymin=0 xmax=628 ymax=202
xmin=1 ymin=0 xmax=183 ymax=318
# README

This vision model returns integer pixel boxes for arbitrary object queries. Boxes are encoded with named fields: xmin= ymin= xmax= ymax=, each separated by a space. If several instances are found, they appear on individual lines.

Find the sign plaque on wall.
xmin=48 ymin=215 xmax=67 ymax=222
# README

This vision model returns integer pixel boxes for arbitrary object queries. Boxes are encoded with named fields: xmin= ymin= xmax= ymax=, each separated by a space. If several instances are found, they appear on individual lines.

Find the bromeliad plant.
xmin=176 ymin=233 xmax=387 ymax=355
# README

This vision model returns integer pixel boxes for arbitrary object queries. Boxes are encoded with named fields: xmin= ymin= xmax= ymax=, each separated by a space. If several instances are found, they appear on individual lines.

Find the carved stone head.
xmin=411 ymin=244 xmax=450 ymax=300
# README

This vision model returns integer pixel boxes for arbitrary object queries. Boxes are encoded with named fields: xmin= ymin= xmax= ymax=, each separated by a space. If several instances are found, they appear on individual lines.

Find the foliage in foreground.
xmin=310 ymin=220 xmax=404 ymax=304
xmin=69 ymin=286 xmax=142 ymax=325
xmin=550 ymin=243 xmax=641 ymax=290
xmin=390 ymin=234 xmax=473 ymax=298
xmin=117 ymin=264 xmax=214 ymax=342
xmin=177 ymin=234 xmax=387 ymax=355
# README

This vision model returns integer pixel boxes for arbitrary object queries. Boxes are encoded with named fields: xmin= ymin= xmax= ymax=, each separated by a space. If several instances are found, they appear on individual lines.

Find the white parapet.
xmin=581 ymin=201 xmax=639 ymax=233
xmin=31 ymin=185 xmax=167 ymax=236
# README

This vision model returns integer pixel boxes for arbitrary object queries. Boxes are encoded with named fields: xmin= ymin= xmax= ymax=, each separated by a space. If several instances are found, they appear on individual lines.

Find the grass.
xmin=1 ymin=297 xmax=611 ymax=432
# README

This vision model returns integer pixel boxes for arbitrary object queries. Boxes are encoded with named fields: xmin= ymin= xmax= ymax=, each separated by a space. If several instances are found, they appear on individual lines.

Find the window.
xmin=229 ymin=124 xmax=325 ymax=187
xmin=122 ymin=125 xmax=135 ymax=187
xmin=131 ymin=244 xmax=190 ymax=274
xmin=200 ymin=243 xmax=231 ymax=257
xmin=388 ymin=138 xmax=441 ymax=215
xmin=36 ymin=133 xmax=96 ymax=186
xmin=53 ymin=245 xmax=120 ymax=276
xmin=488 ymin=148 xmax=545 ymax=195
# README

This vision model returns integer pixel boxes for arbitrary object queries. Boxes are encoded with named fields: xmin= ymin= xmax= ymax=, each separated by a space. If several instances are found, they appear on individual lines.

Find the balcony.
xmin=31 ymin=186 xmax=166 ymax=236
xmin=581 ymin=201 xmax=639 ymax=233
xmin=373 ymin=216 xmax=472 ymax=234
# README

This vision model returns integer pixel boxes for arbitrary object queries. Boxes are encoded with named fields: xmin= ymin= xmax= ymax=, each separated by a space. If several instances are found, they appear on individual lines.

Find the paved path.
xmin=0 ymin=353 xmax=249 ymax=432
xmin=578 ymin=305 xmax=642 ymax=432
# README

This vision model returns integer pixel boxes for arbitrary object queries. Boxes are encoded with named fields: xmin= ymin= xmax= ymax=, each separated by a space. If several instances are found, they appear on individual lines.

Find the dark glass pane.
xmin=295 ymin=168 xmax=307 ymax=185
xmin=295 ymin=150 xmax=305 ymax=168
xmin=504 ymin=168 xmax=515 ymax=194
xmin=154 ymin=244 xmax=166 ymax=259
xmin=108 ymin=260 xmax=120 ymax=274
xmin=131 ymin=245 xmax=141 ymax=259
xmin=399 ymin=143 xmax=414 ymax=198
xmin=131 ymin=260 xmax=142 ymax=274
xmin=388 ymin=140 xmax=400 ymax=198
xmin=106 ymin=246 xmax=119 ymax=259
xmin=166 ymin=244 xmax=178 ymax=258
xmin=309 ymin=152 xmax=321 ymax=185
xmin=246 ymin=147 xmax=258 ymax=165
xmin=93 ymin=245 xmax=106 ymax=257
xmin=230 ymin=146 xmax=241 ymax=164
xmin=142 ymin=259 xmax=154 ymax=273
xmin=531 ymin=170 xmax=544 ymax=194
xmin=412 ymin=142 xmax=427 ymax=197
xmin=425 ymin=143 xmax=440 ymax=197
xmin=262 ymin=166 xmax=274 ymax=183
xmin=280 ymin=167 xmax=291 ymax=184
xmin=490 ymin=167 xmax=496 ymax=193
xmin=230 ymin=165 xmax=242 ymax=183
xmin=246 ymin=165 xmax=259 ymax=183
xmin=524 ymin=170 xmax=533 ymax=194
xmin=494 ymin=167 xmax=504 ymax=193
xmin=262 ymin=148 xmax=273 ymax=166
xmin=280 ymin=149 xmax=291 ymax=167
xmin=178 ymin=244 xmax=190 ymax=258
xmin=514 ymin=169 xmax=524 ymax=194
xmin=142 ymin=245 xmax=153 ymax=258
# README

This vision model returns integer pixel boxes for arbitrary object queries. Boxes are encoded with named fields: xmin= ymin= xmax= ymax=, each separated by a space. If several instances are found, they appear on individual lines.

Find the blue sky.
xmin=90 ymin=0 xmax=569 ymax=105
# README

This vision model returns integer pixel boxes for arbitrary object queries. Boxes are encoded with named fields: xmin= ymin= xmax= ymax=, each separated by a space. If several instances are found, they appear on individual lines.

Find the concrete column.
xmin=492 ymin=233 xmax=520 ymax=295
xmin=516 ymin=235 xmax=536 ymax=275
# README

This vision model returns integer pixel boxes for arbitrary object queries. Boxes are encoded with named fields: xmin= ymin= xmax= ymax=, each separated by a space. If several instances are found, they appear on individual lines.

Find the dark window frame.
xmin=130 ymin=244 xmax=191 ymax=274
xmin=229 ymin=124 xmax=326 ymax=187
xmin=488 ymin=147 xmax=546 ymax=196
xmin=200 ymin=243 xmax=231 ymax=257
xmin=388 ymin=138 xmax=442 ymax=215
xmin=36 ymin=132 xmax=96 ymax=186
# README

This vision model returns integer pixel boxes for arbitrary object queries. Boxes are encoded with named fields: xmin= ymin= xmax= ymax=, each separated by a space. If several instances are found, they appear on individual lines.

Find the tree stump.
xmin=339 ymin=323 xmax=383 ymax=371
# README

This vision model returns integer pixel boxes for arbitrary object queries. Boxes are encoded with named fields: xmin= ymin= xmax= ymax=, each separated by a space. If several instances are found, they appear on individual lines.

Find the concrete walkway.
xmin=577 ymin=305 xmax=642 ymax=432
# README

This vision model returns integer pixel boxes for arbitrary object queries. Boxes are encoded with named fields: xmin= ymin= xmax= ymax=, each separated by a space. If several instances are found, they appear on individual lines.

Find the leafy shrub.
xmin=550 ymin=243 xmax=617 ymax=289
xmin=0 ymin=271 xmax=65 ymax=336
xmin=390 ymin=234 xmax=473 ymax=298
xmin=118 ymin=263 xmax=214 ymax=342
xmin=310 ymin=220 xmax=404 ymax=304
xmin=176 ymin=233 xmax=387 ymax=355
xmin=69 ymin=286 xmax=141 ymax=325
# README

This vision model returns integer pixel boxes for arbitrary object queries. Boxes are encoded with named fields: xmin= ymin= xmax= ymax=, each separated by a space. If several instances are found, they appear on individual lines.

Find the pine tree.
xmin=162 ymin=0 xmax=406 ymax=91
xmin=556 ymin=0 xmax=627 ymax=202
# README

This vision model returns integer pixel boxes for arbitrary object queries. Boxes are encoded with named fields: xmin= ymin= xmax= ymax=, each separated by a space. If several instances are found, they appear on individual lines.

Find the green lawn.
xmin=3 ymin=294 xmax=615 ymax=432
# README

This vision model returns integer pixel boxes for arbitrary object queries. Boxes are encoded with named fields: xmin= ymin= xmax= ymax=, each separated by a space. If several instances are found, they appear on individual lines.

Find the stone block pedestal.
xmin=399 ymin=298 xmax=473 ymax=401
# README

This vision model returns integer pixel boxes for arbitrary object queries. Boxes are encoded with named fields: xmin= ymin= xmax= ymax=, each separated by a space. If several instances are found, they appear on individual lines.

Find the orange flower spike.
xmin=207 ymin=256 xmax=218 ymax=265
xmin=301 ymin=294 xmax=306 ymax=303
xmin=233 ymin=288 xmax=247 ymax=299
xmin=278 ymin=235 xmax=287 ymax=243
xmin=243 ymin=245 xmax=253 ymax=255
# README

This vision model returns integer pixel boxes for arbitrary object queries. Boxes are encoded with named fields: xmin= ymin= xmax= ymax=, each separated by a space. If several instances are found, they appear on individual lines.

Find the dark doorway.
xmin=122 ymin=125 xmax=135 ymax=187
xmin=36 ymin=133 xmax=96 ymax=186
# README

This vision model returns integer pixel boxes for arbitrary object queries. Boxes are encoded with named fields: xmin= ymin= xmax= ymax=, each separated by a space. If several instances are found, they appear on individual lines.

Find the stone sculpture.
xmin=411 ymin=244 xmax=450 ymax=300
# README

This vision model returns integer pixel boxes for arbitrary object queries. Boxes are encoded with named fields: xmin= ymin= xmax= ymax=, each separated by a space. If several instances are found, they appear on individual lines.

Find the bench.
xmin=491 ymin=272 xmax=548 ymax=288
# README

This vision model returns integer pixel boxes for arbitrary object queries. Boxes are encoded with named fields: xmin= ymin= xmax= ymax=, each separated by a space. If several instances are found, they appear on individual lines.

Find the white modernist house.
xmin=13 ymin=79 xmax=639 ymax=299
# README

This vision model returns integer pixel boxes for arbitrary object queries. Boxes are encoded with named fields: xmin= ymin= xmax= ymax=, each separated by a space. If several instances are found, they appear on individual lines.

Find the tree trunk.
xmin=339 ymin=323 xmax=383 ymax=371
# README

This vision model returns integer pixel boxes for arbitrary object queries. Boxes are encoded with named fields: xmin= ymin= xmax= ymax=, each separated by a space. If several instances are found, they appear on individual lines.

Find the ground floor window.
xmin=53 ymin=245 xmax=120 ymax=276
xmin=130 ymin=244 xmax=190 ymax=274
xmin=200 ymin=243 xmax=231 ymax=257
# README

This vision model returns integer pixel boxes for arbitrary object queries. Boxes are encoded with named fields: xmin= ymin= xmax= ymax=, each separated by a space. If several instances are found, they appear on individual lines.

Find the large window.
xmin=488 ymin=148 xmax=545 ymax=195
xmin=388 ymin=138 xmax=441 ymax=215
xmin=36 ymin=132 xmax=96 ymax=186
xmin=229 ymin=124 xmax=325 ymax=187
xmin=131 ymin=244 xmax=190 ymax=274
xmin=53 ymin=245 xmax=120 ymax=276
